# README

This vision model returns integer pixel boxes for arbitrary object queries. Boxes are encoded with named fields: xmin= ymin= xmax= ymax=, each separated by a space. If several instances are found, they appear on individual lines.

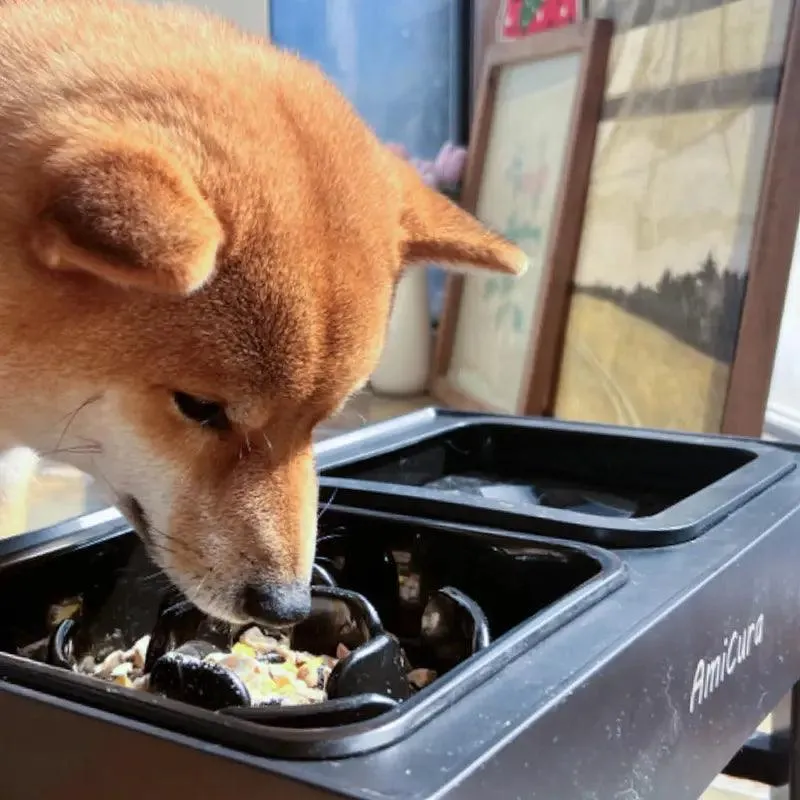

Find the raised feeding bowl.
xmin=0 ymin=505 xmax=625 ymax=759
xmin=317 ymin=410 xmax=795 ymax=547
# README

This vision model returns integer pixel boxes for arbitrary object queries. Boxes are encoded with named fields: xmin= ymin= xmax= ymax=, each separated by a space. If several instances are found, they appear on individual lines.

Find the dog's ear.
xmin=393 ymin=156 xmax=528 ymax=276
xmin=32 ymin=138 xmax=223 ymax=295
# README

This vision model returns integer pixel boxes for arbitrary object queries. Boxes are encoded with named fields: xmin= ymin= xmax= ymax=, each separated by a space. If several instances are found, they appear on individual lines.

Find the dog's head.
xmin=1 ymin=0 xmax=526 ymax=626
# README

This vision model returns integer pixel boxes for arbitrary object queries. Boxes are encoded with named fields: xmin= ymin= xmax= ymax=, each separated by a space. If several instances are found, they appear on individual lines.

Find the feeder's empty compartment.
xmin=0 ymin=505 xmax=624 ymax=759
xmin=320 ymin=419 xmax=794 ymax=547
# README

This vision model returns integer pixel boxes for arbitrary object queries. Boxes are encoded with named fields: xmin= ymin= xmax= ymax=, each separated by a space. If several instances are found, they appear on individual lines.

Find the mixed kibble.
xmin=74 ymin=627 xmax=350 ymax=706
xmin=73 ymin=627 xmax=438 ymax=706
xmin=73 ymin=626 xmax=439 ymax=706
xmin=75 ymin=634 xmax=151 ymax=691
xmin=49 ymin=581 xmax=440 ymax=708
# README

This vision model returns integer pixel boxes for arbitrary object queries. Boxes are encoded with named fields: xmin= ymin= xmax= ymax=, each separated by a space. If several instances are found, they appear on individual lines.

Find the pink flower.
xmin=433 ymin=142 xmax=467 ymax=186
xmin=384 ymin=140 xmax=467 ymax=189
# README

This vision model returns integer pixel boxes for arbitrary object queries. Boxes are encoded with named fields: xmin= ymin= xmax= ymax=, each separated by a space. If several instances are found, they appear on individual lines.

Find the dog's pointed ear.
xmin=32 ymin=138 xmax=223 ymax=295
xmin=392 ymin=155 xmax=528 ymax=276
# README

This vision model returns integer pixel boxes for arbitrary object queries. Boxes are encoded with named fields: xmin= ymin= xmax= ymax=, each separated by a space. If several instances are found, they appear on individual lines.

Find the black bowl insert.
xmin=0 ymin=506 xmax=625 ymax=759
xmin=319 ymin=418 xmax=794 ymax=547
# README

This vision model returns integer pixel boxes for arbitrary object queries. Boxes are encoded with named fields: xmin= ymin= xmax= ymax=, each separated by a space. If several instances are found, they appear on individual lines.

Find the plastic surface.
xmin=0 ymin=506 xmax=624 ymax=760
xmin=318 ymin=412 xmax=795 ymax=547
xmin=2 ymin=421 xmax=800 ymax=798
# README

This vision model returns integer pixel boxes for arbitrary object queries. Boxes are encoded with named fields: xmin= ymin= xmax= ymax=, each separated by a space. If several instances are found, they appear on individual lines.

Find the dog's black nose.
xmin=242 ymin=582 xmax=311 ymax=626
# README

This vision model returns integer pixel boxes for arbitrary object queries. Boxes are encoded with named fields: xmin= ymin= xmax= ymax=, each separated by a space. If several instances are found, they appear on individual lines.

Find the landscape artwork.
xmin=445 ymin=52 xmax=582 ymax=412
xmin=553 ymin=0 xmax=791 ymax=432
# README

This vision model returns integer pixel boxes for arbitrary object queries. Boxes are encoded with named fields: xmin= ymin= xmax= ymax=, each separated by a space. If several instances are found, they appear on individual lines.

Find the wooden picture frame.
xmin=720 ymin=1 xmax=800 ymax=434
xmin=431 ymin=20 xmax=612 ymax=414
xmin=471 ymin=0 xmax=589 ymax=105
xmin=548 ymin=0 xmax=800 ymax=437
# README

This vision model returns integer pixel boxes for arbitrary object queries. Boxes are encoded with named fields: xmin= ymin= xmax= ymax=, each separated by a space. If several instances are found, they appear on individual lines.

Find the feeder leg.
xmin=789 ymin=682 xmax=800 ymax=800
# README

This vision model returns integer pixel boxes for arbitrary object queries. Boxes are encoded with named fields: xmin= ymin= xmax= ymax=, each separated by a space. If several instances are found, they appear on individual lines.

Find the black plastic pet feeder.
xmin=0 ymin=408 xmax=799 ymax=800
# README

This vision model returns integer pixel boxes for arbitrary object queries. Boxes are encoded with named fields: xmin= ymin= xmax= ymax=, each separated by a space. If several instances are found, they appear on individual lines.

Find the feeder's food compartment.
xmin=0 ymin=508 xmax=622 ymax=745
xmin=322 ymin=421 xmax=767 ymax=521
xmin=14 ymin=558 xmax=470 ymax=724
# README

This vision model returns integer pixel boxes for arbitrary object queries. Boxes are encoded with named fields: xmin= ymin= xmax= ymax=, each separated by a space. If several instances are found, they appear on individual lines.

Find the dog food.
xmin=75 ymin=633 xmax=151 ymax=690
xmin=407 ymin=668 xmax=437 ymax=691
xmin=73 ymin=625 xmax=438 ymax=706
xmin=204 ymin=626 xmax=340 ymax=705
xmin=73 ymin=625 xmax=344 ymax=706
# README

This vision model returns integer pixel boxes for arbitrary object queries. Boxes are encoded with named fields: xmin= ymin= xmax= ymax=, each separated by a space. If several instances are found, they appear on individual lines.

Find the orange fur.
xmin=0 ymin=0 xmax=526 ymax=623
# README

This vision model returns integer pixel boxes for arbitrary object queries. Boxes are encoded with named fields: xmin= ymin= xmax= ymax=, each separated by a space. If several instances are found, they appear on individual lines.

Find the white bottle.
xmin=369 ymin=265 xmax=432 ymax=396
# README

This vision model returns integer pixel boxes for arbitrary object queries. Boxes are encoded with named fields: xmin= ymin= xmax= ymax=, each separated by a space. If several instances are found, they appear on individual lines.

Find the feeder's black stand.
xmin=721 ymin=683 xmax=800 ymax=793
xmin=790 ymin=681 xmax=800 ymax=800
xmin=723 ymin=731 xmax=789 ymax=787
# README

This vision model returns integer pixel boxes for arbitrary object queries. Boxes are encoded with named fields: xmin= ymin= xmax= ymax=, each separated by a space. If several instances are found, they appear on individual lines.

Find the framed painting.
xmin=431 ymin=20 xmax=612 ymax=414
xmin=552 ymin=0 xmax=800 ymax=436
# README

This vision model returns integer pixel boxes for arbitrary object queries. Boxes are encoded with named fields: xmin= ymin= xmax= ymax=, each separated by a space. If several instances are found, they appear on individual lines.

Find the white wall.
xmin=765 ymin=217 xmax=800 ymax=439
xmin=145 ymin=0 xmax=270 ymax=38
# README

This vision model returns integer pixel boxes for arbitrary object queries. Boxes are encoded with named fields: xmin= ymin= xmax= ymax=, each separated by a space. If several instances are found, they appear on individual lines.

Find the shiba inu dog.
xmin=0 ymin=0 xmax=526 ymax=625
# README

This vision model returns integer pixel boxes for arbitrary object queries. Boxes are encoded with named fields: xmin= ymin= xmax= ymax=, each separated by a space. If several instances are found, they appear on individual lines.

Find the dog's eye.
xmin=173 ymin=392 xmax=230 ymax=431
